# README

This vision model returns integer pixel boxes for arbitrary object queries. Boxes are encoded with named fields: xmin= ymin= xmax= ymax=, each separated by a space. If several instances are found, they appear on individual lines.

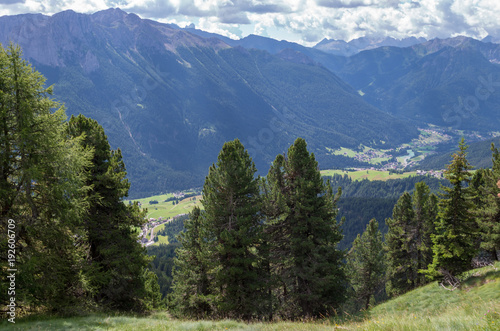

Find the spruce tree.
xmin=385 ymin=182 xmax=437 ymax=297
xmin=347 ymin=219 xmax=385 ymax=310
xmin=201 ymin=139 xmax=264 ymax=319
xmin=413 ymin=182 xmax=438 ymax=286
xmin=263 ymin=138 xmax=346 ymax=319
xmin=474 ymin=144 xmax=500 ymax=261
xmin=427 ymin=138 xmax=477 ymax=286
xmin=170 ymin=206 xmax=212 ymax=318
xmin=385 ymin=192 xmax=415 ymax=297
xmin=67 ymin=114 xmax=156 ymax=311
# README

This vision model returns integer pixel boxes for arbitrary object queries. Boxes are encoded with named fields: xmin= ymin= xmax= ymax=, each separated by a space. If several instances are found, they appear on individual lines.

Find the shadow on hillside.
xmin=462 ymin=265 xmax=500 ymax=289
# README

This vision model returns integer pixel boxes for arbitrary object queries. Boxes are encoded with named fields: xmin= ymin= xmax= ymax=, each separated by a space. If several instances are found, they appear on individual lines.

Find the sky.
xmin=0 ymin=0 xmax=499 ymax=46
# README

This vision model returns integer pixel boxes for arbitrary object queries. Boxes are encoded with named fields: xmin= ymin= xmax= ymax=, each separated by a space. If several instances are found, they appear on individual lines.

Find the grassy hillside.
xmin=6 ymin=262 xmax=499 ymax=330
xmin=127 ymin=193 xmax=202 ymax=220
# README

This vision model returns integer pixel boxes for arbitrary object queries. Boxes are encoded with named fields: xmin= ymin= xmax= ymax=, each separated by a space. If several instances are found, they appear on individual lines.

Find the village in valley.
xmin=128 ymin=191 xmax=201 ymax=246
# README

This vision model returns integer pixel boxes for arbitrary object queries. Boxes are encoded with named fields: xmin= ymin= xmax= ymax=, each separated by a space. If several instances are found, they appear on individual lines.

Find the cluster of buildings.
xmin=138 ymin=213 xmax=189 ymax=246
xmin=416 ymin=170 xmax=444 ymax=178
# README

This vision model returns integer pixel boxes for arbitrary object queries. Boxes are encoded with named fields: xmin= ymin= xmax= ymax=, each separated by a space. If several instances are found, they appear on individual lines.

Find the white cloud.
xmin=0 ymin=0 xmax=499 ymax=44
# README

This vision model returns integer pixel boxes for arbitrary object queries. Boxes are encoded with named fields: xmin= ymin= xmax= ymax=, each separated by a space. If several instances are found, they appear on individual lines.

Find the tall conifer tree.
xmin=170 ymin=207 xmax=212 ymax=318
xmin=263 ymin=138 xmax=346 ymax=319
xmin=474 ymin=144 xmax=500 ymax=261
xmin=0 ymin=44 xmax=90 ymax=311
xmin=385 ymin=192 xmax=415 ymax=296
xmin=347 ymin=219 xmax=385 ymax=310
xmin=427 ymin=138 xmax=477 ymax=286
xmin=67 ymin=114 xmax=156 ymax=311
xmin=201 ymin=139 xmax=264 ymax=319
xmin=386 ymin=182 xmax=437 ymax=297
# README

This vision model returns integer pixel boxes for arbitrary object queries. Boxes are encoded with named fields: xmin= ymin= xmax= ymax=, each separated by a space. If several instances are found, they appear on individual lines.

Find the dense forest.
xmin=1 ymin=43 xmax=500 ymax=322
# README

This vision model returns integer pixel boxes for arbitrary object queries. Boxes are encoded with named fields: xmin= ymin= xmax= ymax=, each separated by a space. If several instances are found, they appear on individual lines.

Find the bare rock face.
xmin=0 ymin=8 xmax=229 ymax=68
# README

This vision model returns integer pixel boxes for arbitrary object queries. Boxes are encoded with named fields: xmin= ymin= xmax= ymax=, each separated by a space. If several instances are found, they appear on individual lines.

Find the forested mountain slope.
xmin=0 ymin=8 xmax=418 ymax=197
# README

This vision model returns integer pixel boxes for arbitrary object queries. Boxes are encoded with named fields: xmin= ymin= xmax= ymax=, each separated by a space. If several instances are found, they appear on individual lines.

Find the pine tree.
xmin=427 ymin=137 xmax=477 ymax=287
xmin=385 ymin=182 xmax=437 ymax=297
xmin=474 ymin=144 xmax=500 ymax=261
xmin=347 ymin=219 xmax=385 ymax=310
xmin=263 ymin=138 xmax=346 ymax=319
xmin=0 ymin=44 xmax=91 ymax=311
xmin=67 ymin=114 xmax=156 ymax=311
xmin=413 ymin=182 xmax=438 ymax=286
xmin=170 ymin=207 xmax=212 ymax=318
xmin=201 ymin=139 xmax=264 ymax=319
xmin=385 ymin=192 xmax=415 ymax=297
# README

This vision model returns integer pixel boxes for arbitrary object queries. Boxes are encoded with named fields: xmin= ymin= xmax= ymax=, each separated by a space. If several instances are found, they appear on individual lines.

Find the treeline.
xmin=326 ymin=173 xmax=447 ymax=198
xmin=330 ymin=174 xmax=449 ymax=249
xmin=0 ymin=44 xmax=162 ymax=315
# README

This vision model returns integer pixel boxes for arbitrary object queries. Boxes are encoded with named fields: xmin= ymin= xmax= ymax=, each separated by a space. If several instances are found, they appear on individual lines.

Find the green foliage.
xmin=7 ymin=262 xmax=499 ymax=330
xmin=262 ymin=138 xmax=346 ymax=319
xmin=327 ymin=173 xmax=447 ymax=251
xmin=67 ymin=114 xmax=156 ymax=312
xmin=347 ymin=219 xmax=386 ymax=310
xmin=385 ymin=182 xmax=438 ymax=297
xmin=0 ymin=43 xmax=91 ymax=312
xmin=473 ymin=144 xmax=500 ymax=260
xmin=147 ymin=243 xmax=180 ymax=299
xmin=170 ymin=206 xmax=212 ymax=319
xmin=154 ymin=214 xmax=188 ymax=244
xmin=427 ymin=138 xmax=478 ymax=282
xmin=201 ymin=139 xmax=265 ymax=319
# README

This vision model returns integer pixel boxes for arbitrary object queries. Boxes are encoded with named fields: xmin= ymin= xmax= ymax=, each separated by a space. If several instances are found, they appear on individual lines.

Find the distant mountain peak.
xmin=314 ymin=36 xmax=427 ymax=56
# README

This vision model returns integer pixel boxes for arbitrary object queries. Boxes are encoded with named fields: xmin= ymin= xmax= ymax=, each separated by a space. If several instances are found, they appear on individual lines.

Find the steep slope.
xmin=348 ymin=262 xmax=500 ymax=330
xmin=0 ymin=9 xmax=418 ymax=197
xmin=416 ymin=136 xmax=500 ymax=170
xmin=336 ymin=37 xmax=500 ymax=131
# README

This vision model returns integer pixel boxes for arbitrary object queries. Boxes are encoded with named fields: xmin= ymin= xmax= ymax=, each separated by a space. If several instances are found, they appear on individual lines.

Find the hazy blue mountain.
xmin=314 ymin=36 xmax=427 ymax=56
xmin=335 ymin=37 xmax=500 ymax=131
xmin=416 ymin=136 xmax=500 ymax=170
xmin=183 ymin=29 xmax=347 ymax=72
xmin=0 ymin=9 xmax=418 ymax=197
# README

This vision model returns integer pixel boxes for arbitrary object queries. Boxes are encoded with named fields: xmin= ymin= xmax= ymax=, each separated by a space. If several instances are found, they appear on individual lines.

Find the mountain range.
xmin=1 ymin=8 xmax=499 ymax=197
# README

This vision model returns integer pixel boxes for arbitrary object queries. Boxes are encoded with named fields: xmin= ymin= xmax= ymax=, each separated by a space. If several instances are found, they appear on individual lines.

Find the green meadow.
xmin=6 ymin=262 xmax=499 ymax=330
xmin=321 ymin=169 xmax=419 ymax=181
xmin=127 ymin=193 xmax=202 ymax=221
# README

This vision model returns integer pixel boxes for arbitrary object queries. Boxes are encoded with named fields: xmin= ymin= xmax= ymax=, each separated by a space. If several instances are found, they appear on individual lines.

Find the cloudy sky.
xmin=0 ymin=0 xmax=499 ymax=45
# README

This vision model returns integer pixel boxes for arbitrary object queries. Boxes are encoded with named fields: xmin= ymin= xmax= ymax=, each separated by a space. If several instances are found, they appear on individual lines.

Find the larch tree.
xmin=0 ymin=44 xmax=91 ymax=311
